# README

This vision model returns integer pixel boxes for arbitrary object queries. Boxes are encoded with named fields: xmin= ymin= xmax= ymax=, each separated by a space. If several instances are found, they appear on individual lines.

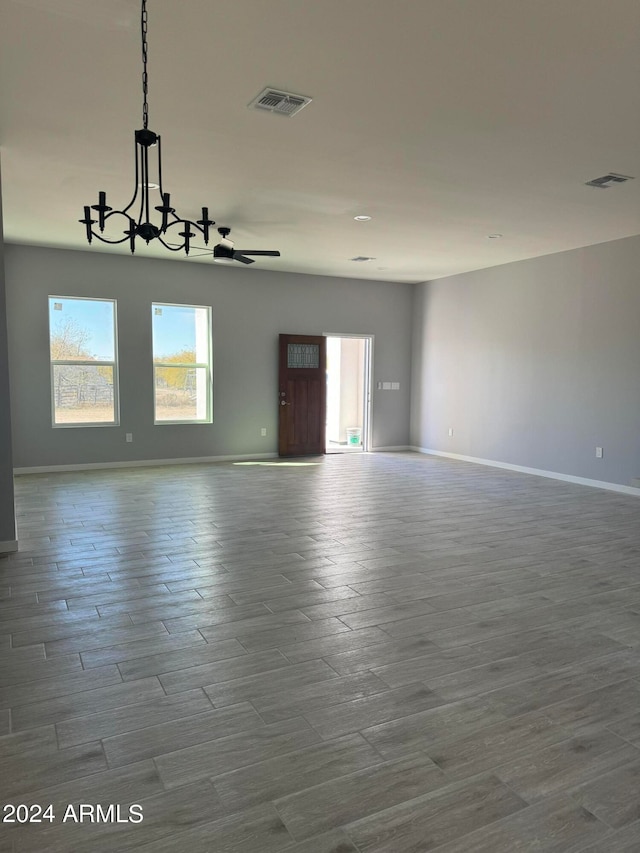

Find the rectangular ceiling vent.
xmin=249 ymin=88 xmax=312 ymax=117
xmin=585 ymin=172 xmax=635 ymax=189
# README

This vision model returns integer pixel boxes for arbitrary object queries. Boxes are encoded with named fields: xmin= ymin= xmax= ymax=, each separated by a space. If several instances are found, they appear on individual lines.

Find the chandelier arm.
xmin=157 ymin=135 xmax=164 ymax=196
xmin=90 ymin=232 xmax=132 ymax=246
xmin=90 ymin=210 xmax=136 ymax=246
xmin=102 ymin=210 xmax=130 ymax=224
xmin=161 ymin=220 xmax=207 ymax=238
xmin=121 ymin=138 xmax=142 ymax=215
xmin=144 ymin=145 xmax=151 ymax=225
xmin=156 ymin=235 xmax=187 ymax=251
xmin=155 ymin=137 xmax=180 ymax=223
xmin=136 ymin=143 xmax=146 ymax=227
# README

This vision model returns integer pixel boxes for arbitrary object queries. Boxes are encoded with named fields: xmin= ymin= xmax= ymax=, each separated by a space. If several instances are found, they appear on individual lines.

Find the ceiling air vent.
xmin=350 ymin=256 xmax=376 ymax=262
xmin=249 ymin=88 xmax=312 ymax=117
xmin=585 ymin=172 xmax=634 ymax=189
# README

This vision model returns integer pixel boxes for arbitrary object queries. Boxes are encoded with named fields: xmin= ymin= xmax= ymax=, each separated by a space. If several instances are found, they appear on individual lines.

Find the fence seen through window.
xmin=48 ymin=296 xmax=119 ymax=427
xmin=152 ymin=303 xmax=212 ymax=423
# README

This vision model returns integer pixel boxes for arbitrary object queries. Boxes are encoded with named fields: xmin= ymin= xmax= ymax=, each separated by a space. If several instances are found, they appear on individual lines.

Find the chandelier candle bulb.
xmin=81 ymin=207 xmax=95 ymax=243
xmin=90 ymin=191 xmax=112 ymax=232
xmin=197 ymin=207 xmax=214 ymax=244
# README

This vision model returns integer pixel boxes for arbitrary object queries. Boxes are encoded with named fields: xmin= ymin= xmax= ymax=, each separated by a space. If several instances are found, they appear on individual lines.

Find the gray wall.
xmin=0 ymin=165 xmax=16 ymax=544
xmin=0 ymin=162 xmax=17 ymax=546
xmin=5 ymin=245 xmax=412 ymax=468
xmin=411 ymin=235 xmax=640 ymax=488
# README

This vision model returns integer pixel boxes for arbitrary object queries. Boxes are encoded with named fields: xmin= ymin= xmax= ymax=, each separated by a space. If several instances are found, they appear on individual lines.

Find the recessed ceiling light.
xmin=139 ymin=182 xmax=160 ymax=190
xmin=487 ymin=233 xmax=503 ymax=239
xmin=353 ymin=215 xmax=372 ymax=222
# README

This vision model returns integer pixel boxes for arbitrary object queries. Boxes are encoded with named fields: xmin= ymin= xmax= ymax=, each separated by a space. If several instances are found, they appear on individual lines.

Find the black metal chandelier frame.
xmin=80 ymin=0 xmax=214 ymax=255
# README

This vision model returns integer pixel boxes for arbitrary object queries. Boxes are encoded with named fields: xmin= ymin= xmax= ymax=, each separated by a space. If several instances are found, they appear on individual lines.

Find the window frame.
xmin=151 ymin=302 xmax=213 ymax=425
xmin=48 ymin=295 xmax=120 ymax=429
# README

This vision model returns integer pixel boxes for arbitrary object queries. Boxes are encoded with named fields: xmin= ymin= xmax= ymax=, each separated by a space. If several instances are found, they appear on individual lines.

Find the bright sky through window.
xmin=48 ymin=298 xmax=115 ymax=361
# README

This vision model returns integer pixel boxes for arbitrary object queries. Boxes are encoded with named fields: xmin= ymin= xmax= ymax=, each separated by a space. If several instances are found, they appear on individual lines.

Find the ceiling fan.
xmin=212 ymin=227 xmax=281 ymax=265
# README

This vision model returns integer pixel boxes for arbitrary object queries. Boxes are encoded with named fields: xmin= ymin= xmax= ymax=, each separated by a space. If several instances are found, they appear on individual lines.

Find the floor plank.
xmin=343 ymin=774 xmax=527 ymax=852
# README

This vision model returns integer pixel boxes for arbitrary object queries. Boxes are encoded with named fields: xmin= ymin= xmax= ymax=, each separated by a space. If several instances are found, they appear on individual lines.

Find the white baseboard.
xmin=410 ymin=447 xmax=640 ymax=498
xmin=371 ymin=445 xmax=411 ymax=452
xmin=14 ymin=453 xmax=279 ymax=475
xmin=0 ymin=539 xmax=18 ymax=554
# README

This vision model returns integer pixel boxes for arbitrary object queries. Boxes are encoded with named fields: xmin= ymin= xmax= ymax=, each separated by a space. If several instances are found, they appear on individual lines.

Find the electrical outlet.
xmin=126 ymin=433 xmax=133 ymax=443
xmin=595 ymin=446 xmax=603 ymax=458
xmin=260 ymin=428 xmax=267 ymax=436
xmin=448 ymin=427 xmax=454 ymax=437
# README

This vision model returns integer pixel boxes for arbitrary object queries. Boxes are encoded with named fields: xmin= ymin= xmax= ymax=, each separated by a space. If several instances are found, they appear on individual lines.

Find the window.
xmin=49 ymin=296 xmax=119 ymax=427
xmin=152 ymin=303 xmax=212 ymax=424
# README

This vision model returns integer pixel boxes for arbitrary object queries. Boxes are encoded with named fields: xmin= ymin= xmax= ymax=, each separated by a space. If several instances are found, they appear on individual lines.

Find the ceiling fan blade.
xmin=233 ymin=253 xmax=255 ymax=265
xmin=236 ymin=250 xmax=281 ymax=257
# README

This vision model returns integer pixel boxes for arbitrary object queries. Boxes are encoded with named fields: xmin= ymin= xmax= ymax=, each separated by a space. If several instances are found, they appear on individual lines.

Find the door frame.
xmin=323 ymin=333 xmax=374 ymax=452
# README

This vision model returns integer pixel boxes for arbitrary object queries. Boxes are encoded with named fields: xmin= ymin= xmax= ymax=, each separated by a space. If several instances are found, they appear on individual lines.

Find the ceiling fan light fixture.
xmin=211 ymin=226 xmax=279 ymax=266
xmin=80 ymin=0 xmax=214 ymax=256
xmin=213 ymin=243 xmax=235 ymax=264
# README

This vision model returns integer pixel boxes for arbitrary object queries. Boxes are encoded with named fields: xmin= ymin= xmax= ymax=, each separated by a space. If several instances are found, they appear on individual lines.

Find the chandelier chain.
xmin=141 ymin=0 xmax=149 ymax=130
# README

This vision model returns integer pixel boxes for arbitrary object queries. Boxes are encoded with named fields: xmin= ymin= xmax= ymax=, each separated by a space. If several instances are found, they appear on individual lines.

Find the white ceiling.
xmin=1 ymin=0 xmax=639 ymax=282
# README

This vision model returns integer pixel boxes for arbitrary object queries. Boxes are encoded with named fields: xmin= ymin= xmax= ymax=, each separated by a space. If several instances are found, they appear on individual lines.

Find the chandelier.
xmin=80 ymin=0 xmax=214 ymax=255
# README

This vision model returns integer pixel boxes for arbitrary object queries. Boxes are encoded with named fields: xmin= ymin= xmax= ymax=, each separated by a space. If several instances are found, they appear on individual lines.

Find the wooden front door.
xmin=278 ymin=334 xmax=326 ymax=456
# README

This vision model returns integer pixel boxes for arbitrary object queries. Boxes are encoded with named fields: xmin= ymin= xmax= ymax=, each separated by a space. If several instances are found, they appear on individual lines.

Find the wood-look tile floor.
xmin=1 ymin=451 xmax=640 ymax=852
